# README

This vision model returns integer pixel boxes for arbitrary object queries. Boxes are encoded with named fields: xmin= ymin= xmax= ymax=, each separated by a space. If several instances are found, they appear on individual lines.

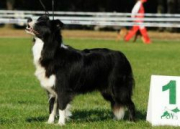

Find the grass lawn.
xmin=0 ymin=37 xmax=180 ymax=129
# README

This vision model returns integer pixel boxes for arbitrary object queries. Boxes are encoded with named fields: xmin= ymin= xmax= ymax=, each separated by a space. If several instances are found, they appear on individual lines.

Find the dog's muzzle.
xmin=26 ymin=18 xmax=39 ymax=35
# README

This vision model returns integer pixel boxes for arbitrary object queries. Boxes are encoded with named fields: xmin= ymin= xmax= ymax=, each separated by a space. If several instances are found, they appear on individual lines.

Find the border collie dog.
xmin=26 ymin=15 xmax=136 ymax=126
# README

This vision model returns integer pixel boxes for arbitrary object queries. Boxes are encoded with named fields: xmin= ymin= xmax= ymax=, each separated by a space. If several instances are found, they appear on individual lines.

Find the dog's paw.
xmin=66 ymin=110 xmax=72 ymax=117
xmin=57 ymin=121 xmax=65 ymax=126
xmin=66 ymin=116 xmax=72 ymax=122
xmin=46 ymin=121 xmax=54 ymax=124
xmin=47 ymin=115 xmax=55 ymax=124
xmin=65 ymin=104 xmax=72 ymax=120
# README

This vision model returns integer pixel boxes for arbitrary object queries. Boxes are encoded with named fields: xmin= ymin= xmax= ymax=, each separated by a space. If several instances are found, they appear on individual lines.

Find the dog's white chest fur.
xmin=32 ymin=38 xmax=56 ymax=89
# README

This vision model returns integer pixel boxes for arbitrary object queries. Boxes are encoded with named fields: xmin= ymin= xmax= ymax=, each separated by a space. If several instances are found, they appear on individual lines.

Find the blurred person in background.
xmin=124 ymin=0 xmax=151 ymax=44
xmin=6 ymin=0 xmax=15 ymax=10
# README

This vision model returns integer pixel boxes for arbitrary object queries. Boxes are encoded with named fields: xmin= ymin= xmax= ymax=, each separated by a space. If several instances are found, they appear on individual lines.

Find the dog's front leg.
xmin=57 ymin=94 xmax=68 ymax=126
xmin=57 ymin=92 xmax=72 ymax=126
xmin=58 ymin=109 xmax=66 ymax=126
xmin=48 ymin=97 xmax=57 ymax=124
xmin=47 ymin=89 xmax=57 ymax=124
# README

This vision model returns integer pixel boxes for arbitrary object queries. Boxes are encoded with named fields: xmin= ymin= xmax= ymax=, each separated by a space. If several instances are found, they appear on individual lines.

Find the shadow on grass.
xmin=136 ymin=110 xmax=147 ymax=121
xmin=123 ymin=110 xmax=146 ymax=122
xmin=26 ymin=116 xmax=47 ymax=123
xmin=25 ymin=109 xmax=146 ymax=123
xmin=71 ymin=109 xmax=112 ymax=123
xmin=0 ymin=118 xmax=18 ymax=125
xmin=71 ymin=109 xmax=146 ymax=123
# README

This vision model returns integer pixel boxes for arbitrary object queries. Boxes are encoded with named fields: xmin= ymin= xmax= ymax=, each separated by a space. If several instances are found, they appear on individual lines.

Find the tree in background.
xmin=157 ymin=0 xmax=165 ymax=31
xmin=167 ymin=0 xmax=177 ymax=32
xmin=167 ymin=0 xmax=176 ymax=14
xmin=6 ymin=0 xmax=15 ymax=10
xmin=157 ymin=0 xmax=165 ymax=14
xmin=157 ymin=0 xmax=179 ymax=32
xmin=6 ymin=0 xmax=15 ymax=28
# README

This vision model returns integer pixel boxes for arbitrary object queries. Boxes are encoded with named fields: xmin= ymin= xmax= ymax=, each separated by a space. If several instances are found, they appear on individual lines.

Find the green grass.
xmin=0 ymin=37 xmax=180 ymax=129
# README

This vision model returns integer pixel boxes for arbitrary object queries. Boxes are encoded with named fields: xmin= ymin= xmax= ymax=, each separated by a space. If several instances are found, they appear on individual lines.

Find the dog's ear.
xmin=54 ymin=20 xmax=64 ymax=29
xmin=38 ymin=15 xmax=49 ymax=21
xmin=40 ymin=19 xmax=63 ymax=65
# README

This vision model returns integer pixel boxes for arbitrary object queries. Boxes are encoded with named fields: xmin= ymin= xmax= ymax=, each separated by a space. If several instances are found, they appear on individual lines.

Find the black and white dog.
xmin=26 ymin=15 xmax=136 ymax=126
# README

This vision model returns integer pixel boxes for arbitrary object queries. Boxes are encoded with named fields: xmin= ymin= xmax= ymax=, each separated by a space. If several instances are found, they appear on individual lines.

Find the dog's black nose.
xmin=27 ymin=18 xmax=32 ymax=23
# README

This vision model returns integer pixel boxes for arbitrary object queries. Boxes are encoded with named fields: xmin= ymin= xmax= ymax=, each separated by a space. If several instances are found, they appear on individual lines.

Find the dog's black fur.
xmin=27 ymin=15 xmax=136 ymax=124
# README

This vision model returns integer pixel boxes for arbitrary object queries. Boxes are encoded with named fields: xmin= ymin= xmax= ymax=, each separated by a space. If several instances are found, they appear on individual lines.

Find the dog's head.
xmin=26 ymin=15 xmax=64 ymax=62
xmin=26 ymin=15 xmax=64 ymax=39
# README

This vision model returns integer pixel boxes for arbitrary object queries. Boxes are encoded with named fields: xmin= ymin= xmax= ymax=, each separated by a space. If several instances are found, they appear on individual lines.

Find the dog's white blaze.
xmin=32 ymin=37 xmax=58 ymax=124
xmin=32 ymin=37 xmax=56 ymax=89
xmin=29 ymin=21 xmax=35 ymax=27
xmin=32 ymin=38 xmax=43 ymax=64
xmin=114 ymin=107 xmax=125 ymax=120
xmin=58 ymin=110 xmax=66 ymax=126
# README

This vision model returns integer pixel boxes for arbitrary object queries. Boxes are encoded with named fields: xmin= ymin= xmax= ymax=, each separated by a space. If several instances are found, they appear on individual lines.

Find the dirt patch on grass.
xmin=0 ymin=27 xmax=180 ymax=41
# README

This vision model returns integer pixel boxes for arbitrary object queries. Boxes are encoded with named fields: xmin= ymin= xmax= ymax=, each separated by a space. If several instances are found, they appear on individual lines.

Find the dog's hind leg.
xmin=101 ymin=92 xmax=125 ymax=120
xmin=101 ymin=92 xmax=126 ymax=120
xmin=109 ymin=70 xmax=136 ymax=121
xmin=112 ymin=103 xmax=125 ymax=120
xmin=111 ymin=98 xmax=135 ymax=121
xmin=126 ymin=99 xmax=136 ymax=121
xmin=112 ymin=87 xmax=136 ymax=121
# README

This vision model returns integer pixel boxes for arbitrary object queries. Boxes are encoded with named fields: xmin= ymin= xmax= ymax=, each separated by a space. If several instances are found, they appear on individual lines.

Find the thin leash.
xmin=39 ymin=0 xmax=55 ymax=20
xmin=52 ymin=0 xmax=55 ymax=20
xmin=39 ymin=0 xmax=49 ymax=15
